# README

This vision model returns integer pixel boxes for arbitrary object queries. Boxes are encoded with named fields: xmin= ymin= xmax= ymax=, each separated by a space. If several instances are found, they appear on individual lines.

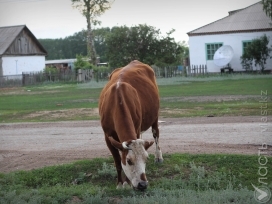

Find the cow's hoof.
xmin=116 ymin=182 xmax=123 ymax=189
xmin=123 ymin=181 xmax=132 ymax=189
xmin=155 ymin=158 xmax=163 ymax=163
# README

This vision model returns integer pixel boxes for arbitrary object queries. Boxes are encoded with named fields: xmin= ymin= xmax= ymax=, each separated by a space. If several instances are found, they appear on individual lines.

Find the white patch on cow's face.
xmin=121 ymin=139 xmax=149 ymax=189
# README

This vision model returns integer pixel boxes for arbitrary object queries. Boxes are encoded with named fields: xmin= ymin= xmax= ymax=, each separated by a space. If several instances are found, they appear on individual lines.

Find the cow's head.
xmin=108 ymin=137 xmax=154 ymax=190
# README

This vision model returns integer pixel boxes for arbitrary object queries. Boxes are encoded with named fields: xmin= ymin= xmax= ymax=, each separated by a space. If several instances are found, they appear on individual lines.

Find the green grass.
xmin=158 ymin=78 xmax=272 ymax=96
xmin=0 ymin=76 xmax=271 ymax=122
xmin=0 ymin=153 xmax=271 ymax=203
xmin=160 ymin=100 xmax=262 ymax=117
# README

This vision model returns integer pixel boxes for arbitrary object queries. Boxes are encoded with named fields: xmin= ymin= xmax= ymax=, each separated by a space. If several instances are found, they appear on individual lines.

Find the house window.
xmin=242 ymin=41 xmax=252 ymax=54
xmin=206 ymin=43 xmax=223 ymax=60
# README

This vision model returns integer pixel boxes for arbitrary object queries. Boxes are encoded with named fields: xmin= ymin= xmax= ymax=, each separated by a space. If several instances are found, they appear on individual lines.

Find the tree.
xmin=240 ymin=34 xmax=272 ymax=72
xmin=105 ymin=25 xmax=158 ymax=67
xmin=39 ymin=28 xmax=110 ymax=61
xmin=153 ymin=30 xmax=183 ymax=67
xmin=105 ymin=24 xmax=182 ymax=68
xmin=177 ymin=41 xmax=189 ymax=65
xmin=93 ymin=27 xmax=111 ymax=62
xmin=71 ymin=0 xmax=113 ymax=65
xmin=262 ymin=0 xmax=272 ymax=20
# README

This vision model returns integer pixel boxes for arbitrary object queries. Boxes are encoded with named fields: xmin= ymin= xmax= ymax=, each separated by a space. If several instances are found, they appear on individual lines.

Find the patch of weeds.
xmin=92 ymin=162 xmax=116 ymax=179
xmin=120 ymin=187 xmax=255 ymax=204
xmin=80 ymin=191 xmax=108 ymax=204
xmin=1 ymin=153 xmax=269 ymax=203
xmin=153 ymin=160 xmax=240 ymax=192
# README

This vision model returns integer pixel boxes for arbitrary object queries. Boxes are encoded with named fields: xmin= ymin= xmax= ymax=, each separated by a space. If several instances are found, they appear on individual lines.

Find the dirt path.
xmin=0 ymin=116 xmax=271 ymax=173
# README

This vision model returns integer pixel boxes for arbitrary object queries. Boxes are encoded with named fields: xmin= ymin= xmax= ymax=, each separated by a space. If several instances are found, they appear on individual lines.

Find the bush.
xmin=43 ymin=66 xmax=58 ymax=74
xmin=241 ymin=34 xmax=272 ymax=72
xmin=92 ymin=162 xmax=116 ymax=179
xmin=74 ymin=54 xmax=92 ymax=70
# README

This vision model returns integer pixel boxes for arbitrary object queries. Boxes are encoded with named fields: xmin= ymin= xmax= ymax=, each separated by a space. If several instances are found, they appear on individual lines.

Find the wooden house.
xmin=0 ymin=25 xmax=47 ymax=76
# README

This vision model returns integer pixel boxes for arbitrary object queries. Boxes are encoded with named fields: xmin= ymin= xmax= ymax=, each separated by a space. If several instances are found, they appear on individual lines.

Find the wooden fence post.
xmin=22 ymin=73 xmax=29 ymax=86
xmin=193 ymin=65 xmax=195 ymax=77
xmin=77 ymin=69 xmax=82 ymax=82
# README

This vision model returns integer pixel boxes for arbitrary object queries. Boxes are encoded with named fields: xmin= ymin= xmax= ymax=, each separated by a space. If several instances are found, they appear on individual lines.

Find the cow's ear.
xmin=108 ymin=137 xmax=124 ymax=151
xmin=144 ymin=141 xmax=154 ymax=150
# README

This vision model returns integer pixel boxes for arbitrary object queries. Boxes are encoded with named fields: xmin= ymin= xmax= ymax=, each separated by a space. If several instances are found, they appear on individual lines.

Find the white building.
xmin=0 ymin=25 xmax=47 ymax=76
xmin=187 ymin=1 xmax=272 ymax=73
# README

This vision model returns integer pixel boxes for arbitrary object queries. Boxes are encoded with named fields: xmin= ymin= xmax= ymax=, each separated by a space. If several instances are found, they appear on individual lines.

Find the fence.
xmin=77 ymin=69 xmax=93 ymax=82
xmin=0 ymin=75 xmax=22 ymax=87
xmin=186 ymin=65 xmax=207 ymax=76
xmin=152 ymin=65 xmax=208 ymax=77
xmin=77 ymin=69 xmax=110 ymax=83
xmin=0 ymin=68 xmax=111 ymax=87
xmin=22 ymin=70 xmax=77 ymax=86
xmin=0 ymin=70 xmax=77 ymax=87
xmin=152 ymin=65 xmax=183 ymax=78
xmin=0 ymin=65 xmax=209 ymax=88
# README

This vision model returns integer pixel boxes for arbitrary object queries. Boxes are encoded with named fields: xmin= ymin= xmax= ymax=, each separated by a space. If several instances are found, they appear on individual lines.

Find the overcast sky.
xmin=0 ymin=0 xmax=260 ymax=42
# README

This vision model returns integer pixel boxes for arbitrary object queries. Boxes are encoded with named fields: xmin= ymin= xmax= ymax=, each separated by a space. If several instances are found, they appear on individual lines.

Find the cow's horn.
xmin=122 ymin=142 xmax=131 ymax=150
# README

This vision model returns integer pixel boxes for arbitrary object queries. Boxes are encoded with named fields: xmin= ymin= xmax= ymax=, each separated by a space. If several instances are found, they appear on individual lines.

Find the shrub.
xmin=92 ymin=162 xmax=116 ymax=179
xmin=74 ymin=54 xmax=92 ymax=70
xmin=240 ymin=34 xmax=272 ymax=72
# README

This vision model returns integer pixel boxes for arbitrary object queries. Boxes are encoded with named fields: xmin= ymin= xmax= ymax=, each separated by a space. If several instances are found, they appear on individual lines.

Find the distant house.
xmin=0 ymin=25 xmax=47 ymax=76
xmin=45 ymin=58 xmax=108 ymax=71
xmin=45 ymin=59 xmax=76 ymax=71
xmin=187 ymin=1 xmax=272 ymax=72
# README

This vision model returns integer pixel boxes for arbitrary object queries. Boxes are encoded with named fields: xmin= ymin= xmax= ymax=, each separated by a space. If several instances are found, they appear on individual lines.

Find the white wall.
xmin=189 ymin=31 xmax=272 ymax=72
xmin=2 ymin=56 xmax=45 ymax=76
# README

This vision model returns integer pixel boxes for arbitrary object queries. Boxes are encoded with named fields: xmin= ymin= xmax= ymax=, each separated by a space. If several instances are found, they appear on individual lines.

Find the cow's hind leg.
xmin=152 ymin=120 xmax=163 ymax=163
xmin=104 ymin=134 xmax=124 ymax=189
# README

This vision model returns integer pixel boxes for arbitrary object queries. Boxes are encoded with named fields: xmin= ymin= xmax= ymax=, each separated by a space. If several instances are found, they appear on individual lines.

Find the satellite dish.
xmin=213 ymin=45 xmax=234 ymax=67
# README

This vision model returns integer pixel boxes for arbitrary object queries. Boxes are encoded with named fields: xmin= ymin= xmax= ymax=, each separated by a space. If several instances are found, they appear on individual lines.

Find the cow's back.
xmin=99 ymin=60 xmax=159 ymax=133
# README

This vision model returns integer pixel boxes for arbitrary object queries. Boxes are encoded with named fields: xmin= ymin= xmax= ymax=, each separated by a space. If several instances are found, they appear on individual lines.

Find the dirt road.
xmin=0 ymin=116 xmax=271 ymax=173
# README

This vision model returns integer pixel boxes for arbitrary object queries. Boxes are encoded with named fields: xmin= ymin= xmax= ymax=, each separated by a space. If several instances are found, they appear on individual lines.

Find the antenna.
xmin=213 ymin=45 xmax=234 ymax=67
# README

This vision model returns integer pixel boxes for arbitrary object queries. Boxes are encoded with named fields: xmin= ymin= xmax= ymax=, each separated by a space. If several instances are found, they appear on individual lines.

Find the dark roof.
xmin=0 ymin=25 xmax=47 ymax=55
xmin=187 ymin=1 xmax=272 ymax=36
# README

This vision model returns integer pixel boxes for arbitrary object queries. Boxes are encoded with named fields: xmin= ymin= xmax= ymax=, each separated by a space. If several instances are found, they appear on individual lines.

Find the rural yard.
xmin=1 ymin=116 xmax=271 ymax=173
xmin=1 ymin=0 xmax=272 ymax=202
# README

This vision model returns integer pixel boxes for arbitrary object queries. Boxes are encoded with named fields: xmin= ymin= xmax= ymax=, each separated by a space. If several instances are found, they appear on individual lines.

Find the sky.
xmin=0 ymin=0 xmax=261 ymax=43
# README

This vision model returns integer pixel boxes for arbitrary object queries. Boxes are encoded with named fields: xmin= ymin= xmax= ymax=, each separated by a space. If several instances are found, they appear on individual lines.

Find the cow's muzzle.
xmin=137 ymin=181 xmax=148 ymax=191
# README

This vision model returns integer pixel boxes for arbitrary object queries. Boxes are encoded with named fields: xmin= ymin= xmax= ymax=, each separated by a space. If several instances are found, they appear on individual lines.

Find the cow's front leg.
xmin=152 ymin=122 xmax=163 ymax=163
xmin=104 ymin=134 xmax=124 ymax=189
xmin=121 ymin=177 xmax=132 ymax=189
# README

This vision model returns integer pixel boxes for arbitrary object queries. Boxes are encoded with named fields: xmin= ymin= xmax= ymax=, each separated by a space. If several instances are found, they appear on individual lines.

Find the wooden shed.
xmin=0 ymin=25 xmax=47 ymax=76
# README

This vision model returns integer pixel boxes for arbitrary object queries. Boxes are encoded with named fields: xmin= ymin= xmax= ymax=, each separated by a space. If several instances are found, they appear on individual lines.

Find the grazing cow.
xmin=99 ymin=60 xmax=163 ymax=190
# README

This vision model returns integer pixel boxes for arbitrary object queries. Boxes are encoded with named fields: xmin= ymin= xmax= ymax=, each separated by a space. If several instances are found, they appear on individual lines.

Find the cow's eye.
xmin=127 ymin=159 xmax=133 ymax=165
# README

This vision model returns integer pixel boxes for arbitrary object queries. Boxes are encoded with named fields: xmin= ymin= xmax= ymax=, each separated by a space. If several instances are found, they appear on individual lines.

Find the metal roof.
xmin=0 ymin=25 xmax=47 ymax=56
xmin=45 ymin=59 xmax=76 ymax=64
xmin=187 ymin=1 xmax=272 ymax=36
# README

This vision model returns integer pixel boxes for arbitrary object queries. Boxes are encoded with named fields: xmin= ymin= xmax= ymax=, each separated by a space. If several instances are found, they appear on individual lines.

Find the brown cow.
xmin=99 ymin=60 xmax=163 ymax=190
